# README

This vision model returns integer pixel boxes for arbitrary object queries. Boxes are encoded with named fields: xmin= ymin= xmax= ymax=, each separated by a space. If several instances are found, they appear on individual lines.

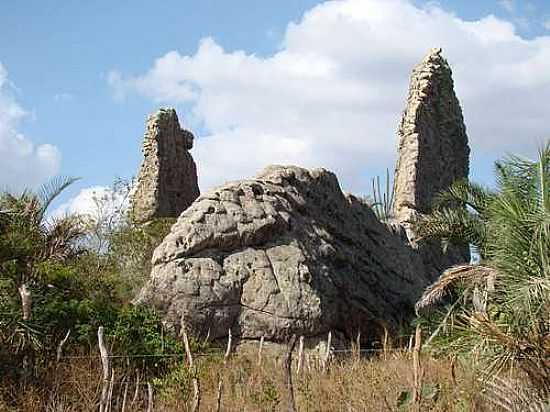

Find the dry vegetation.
xmin=1 ymin=348 xmax=488 ymax=412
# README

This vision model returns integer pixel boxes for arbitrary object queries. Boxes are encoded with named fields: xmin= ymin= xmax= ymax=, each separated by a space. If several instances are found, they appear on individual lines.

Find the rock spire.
xmin=131 ymin=108 xmax=200 ymax=223
xmin=393 ymin=48 xmax=470 ymax=225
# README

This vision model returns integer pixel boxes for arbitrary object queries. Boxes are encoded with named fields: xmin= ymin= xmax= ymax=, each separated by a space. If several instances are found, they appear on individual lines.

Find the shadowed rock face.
xmin=131 ymin=108 xmax=200 ymax=223
xmin=393 ymin=48 xmax=470 ymax=225
xmin=136 ymin=166 xmax=452 ymax=342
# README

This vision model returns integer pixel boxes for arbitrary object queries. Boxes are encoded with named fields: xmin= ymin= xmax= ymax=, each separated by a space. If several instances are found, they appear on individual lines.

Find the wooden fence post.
xmin=257 ymin=335 xmax=264 ymax=367
xmin=383 ymin=326 xmax=389 ymax=361
xmin=322 ymin=331 xmax=332 ymax=373
xmin=412 ymin=325 xmax=424 ymax=408
xmin=215 ymin=375 xmax=223 ymax=412
xmin=182 ymin=320 xmax=201 ymax=412
xmin=146 ymin=382 xmax=154 ymax=412
xmin=121 ymin=374 xmax=129 ymax=412
xmin=284 ymin=335 xmax=298 ymax=412
xmin=107 ymin=368 xmax=114 ymax=412
xmin=355 ymin=330 xmax=361 ymax=362
xmin=56 ymin=329 xmax=71 ymax=363
xmin=131 ymin=369 xmax=140 ymax=407
xmin=224 ymin=328 xmax=232 ymax=365
xmin=98 ymin=326 xmax=110 ymax=412
xmin=296 ymin=336 xmax=304 ymax=375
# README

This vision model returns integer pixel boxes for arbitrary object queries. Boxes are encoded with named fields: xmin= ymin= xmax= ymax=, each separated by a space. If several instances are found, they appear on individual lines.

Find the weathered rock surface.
xmin=393 ymin=48 xmax=470 ymax=225
xmin=131 ymin=108 xmax=200 ymax=223
xmin=136 ymin=49 xmax=471 ymax=344
xmin=136 ymin=166 xmax=455 ymax=342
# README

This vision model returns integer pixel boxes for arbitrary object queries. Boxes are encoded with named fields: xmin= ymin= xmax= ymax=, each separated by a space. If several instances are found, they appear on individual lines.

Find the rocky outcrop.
xmin=136 ymin=49 xmax=471 ymax=344
xmin=136 ymin=166 xmax=455 ymax=343
xmin=393 ymin=48 xmax=470 ymax=226
xmin=131 ymin=108 xmax=200 ymax=223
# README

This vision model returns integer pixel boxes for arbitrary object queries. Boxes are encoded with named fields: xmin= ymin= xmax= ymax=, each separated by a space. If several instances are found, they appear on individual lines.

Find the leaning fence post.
xmin=107 ymin=367 xmax=114 ymax=412
xmin=121 ymin=373 xmax=129 ymax=412
xmin=284 ymin=335 xmax=298 ymax=412
xmin=224 ymin=328 xmax=232 ymax=365
xmin=98 ymin=326 xmax=111 ymax=412
xmin=182 ymin=320 xmax=201 ymax=412
xmin=322 ymin=331 xmax=332 ymax=373
xmin=215 ymin=375 xmax=223 ymax=412
xmin=56 ymin=329 xmax=71 ymax=364
xmin=146 ymin=382 xmax=154 ymax=412
xmin=257 ymin=335 xmax=265 ymax=367
xmin=296 ymin=336 xmax=304 ymax=375
xmin=355 ymin=330 xmax=361 ymax=362
xmin=383 ymin=326 xmax=389 ymax=361
xmin=131 ymin=369 xmax=140 ymax=407
xmin=412 ymin=325 xmax=424 ymax=407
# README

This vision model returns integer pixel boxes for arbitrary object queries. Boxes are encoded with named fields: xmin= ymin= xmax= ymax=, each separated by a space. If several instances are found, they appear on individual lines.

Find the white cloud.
xmin=52 ymin=185 xmax=129 ymax=222
xmin=109 ymin=0 xmax=550 ymax=193
xmin=0 ymin=63 xmax=61 ymax=192
xmin=498 ymin=0 xmax=515 ymax=13
xmin=543 ymin=19 xmax=550 ymax=30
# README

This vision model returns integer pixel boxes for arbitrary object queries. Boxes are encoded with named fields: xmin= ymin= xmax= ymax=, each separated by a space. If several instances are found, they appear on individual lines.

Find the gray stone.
xmin=135 ymin=49 xmax=472 ymax=344
xmin=130 ymin=108 xmax=200 ymax=223
xmin=136 ymin=166 xmax=455 ymax=343
xmin=393 ymin=48 xmax=470 ymax=226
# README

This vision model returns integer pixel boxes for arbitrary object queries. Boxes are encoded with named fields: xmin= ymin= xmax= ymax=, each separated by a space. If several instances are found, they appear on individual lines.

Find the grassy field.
xmin=2 ymin=346 xmax=495 ymax=412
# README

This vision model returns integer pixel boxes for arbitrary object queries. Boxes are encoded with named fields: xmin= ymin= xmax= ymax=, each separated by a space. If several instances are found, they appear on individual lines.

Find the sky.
xmin=1 ymin=0 xmax=550 ymax=215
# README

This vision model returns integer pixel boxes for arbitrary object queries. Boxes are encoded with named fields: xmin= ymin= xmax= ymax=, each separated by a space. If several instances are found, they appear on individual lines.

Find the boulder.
xmin=136 ymin=166 xmax=450 ymax=342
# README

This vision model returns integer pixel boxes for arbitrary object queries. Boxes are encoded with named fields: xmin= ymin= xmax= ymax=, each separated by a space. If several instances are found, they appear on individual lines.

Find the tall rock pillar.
xmin=131 ymin=108 xmax=200 ymax=223
xmin=393 ymin=48 xmax=470 ymax=227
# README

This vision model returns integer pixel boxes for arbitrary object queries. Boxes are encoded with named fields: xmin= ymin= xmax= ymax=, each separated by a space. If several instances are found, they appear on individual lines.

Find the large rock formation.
xmin=136 ymin=49 xmax=471 ymax=344
xmin=137 ymin=166 xmax=455 ymax=343
xmin=131 ymin=108 xmax=200 ymax=223
xmin=393 ymin=48 xmax=470 ymax=226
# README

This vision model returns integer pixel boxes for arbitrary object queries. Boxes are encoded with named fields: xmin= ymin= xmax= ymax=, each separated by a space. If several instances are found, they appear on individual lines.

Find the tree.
xmin=0 ymin=177 xmax=85 ymax=323
xmin=414 ymin=143 xmax=550 ymax=396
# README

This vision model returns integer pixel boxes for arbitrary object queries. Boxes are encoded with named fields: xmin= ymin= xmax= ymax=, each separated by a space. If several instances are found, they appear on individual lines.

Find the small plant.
xmin=251 ymin=377 xmax=280 ymax=412
xmin=370 ymin=168 xmax=395 ymax=222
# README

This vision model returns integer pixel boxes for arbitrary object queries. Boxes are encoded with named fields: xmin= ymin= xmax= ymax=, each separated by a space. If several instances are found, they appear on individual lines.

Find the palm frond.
xmin=37 ymin=176 xmax=80 ymax=220
xmin=42 ymin=215 xmax=87 ymax=261
xmin=416 ymin=264 xmax=498 ymax=311
xmin=414 ymin=207 xmax=487 ymax=253
xmin=482 ymin=375 xmax=549 ymax=412
xmin=433 ymin=179 xmax=493 ymax=214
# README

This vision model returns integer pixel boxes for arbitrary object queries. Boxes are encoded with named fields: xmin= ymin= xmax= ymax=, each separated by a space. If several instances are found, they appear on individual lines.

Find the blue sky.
xmin=1 ymin=0 xmax=550 ymax=213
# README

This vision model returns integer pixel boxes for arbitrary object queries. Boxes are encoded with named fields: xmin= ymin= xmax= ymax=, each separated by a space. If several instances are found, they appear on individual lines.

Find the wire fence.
xmin=57 ymin=347 xmax=413 ymax=360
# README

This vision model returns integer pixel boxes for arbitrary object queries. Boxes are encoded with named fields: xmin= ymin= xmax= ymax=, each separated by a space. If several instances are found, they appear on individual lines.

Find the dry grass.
xmin=1 ymin=349 xmax=490 ymax=412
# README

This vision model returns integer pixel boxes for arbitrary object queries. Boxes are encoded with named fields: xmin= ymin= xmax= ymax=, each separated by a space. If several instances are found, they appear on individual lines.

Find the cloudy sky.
xmin=1 ymin=0 xmax=550 ymax=214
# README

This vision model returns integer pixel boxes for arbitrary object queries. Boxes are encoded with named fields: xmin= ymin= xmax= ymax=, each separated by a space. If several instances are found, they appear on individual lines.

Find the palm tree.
xmin=0 ymin=177 xmax=85 ymax=323
xmin=413 ymin=143 xmax=550 ymax=396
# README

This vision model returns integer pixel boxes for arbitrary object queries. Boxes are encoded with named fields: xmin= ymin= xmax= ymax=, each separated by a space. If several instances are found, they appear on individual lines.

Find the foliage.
xmin=369 ymin=168 xmax=395 ymax=222
xmin=415 ymin=142 xmax=550 ymax=395
xmin=415 ymin=179 xmax=494 ymax=258
xmin=0 ymin=176 xmax=178 ymax=385
xmin=106 ymin=217 xmax=175 ymax=296
xmin=109 ymin=305 xmax=184 ymax=373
